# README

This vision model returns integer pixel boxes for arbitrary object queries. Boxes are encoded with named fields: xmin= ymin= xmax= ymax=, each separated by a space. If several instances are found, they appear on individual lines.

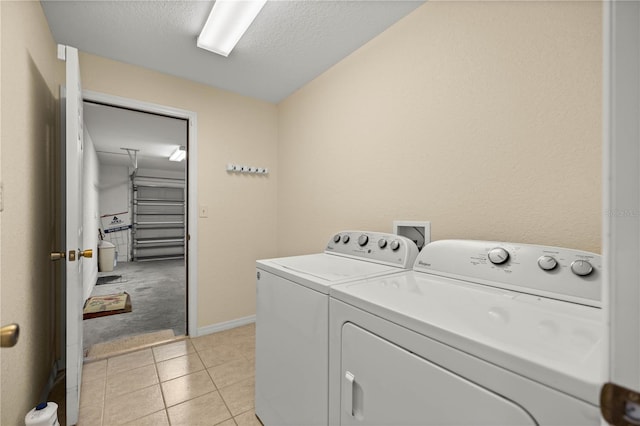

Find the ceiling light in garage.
xmin=169 ymin=146 xmax=186 ymax=162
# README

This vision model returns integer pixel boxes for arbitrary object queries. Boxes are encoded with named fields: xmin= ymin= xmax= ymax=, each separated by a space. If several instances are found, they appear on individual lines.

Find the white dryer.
xmin=256 ymin=231 xmax=419 ymax=426
xmin=329 ymin=239 xmax=604 ymax=425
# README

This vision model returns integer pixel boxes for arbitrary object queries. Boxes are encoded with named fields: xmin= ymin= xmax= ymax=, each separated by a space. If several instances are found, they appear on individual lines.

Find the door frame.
xmin=83 ymin=90 xmax=199 ymax=337
xmin=602 ymin=0 xmax=640 ymax=394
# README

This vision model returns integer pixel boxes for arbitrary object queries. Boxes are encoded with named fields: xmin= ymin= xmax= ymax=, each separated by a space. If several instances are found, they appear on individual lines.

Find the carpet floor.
xmin=83 ymin=259 xmax=186 ymax=352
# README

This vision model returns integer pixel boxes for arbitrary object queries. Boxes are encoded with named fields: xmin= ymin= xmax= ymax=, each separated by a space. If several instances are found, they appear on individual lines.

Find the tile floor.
xmin=78 ymin=324 xmax=261 ymax=426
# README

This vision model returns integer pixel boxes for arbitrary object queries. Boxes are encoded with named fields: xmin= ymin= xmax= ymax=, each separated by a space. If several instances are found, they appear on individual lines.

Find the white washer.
xmin=329 ymin=239 xmax=604 ymax=425
xmin=255 ymin=231 xmax=419 ymax=426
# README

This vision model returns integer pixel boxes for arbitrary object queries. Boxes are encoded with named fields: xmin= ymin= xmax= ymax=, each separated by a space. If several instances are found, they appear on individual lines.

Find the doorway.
xmin=80 ymin=93 xmax=198 ymax=356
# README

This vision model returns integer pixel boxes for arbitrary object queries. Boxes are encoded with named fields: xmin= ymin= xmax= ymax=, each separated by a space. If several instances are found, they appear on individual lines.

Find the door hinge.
xmin=601 ymin=382 xmax=640 ymax=425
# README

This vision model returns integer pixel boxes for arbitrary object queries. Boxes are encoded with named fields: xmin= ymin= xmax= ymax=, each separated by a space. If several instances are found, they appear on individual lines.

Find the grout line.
xmin=215 ymin=386 xmax=235 ymax=426
xmin=200 ymin=351 xmax=220 ymax=390
xmin=234 ymin=408 xmax=259 ymax=426
xmin=85 ymin=330 xmax=256 ymax=426
xmin=100 ymin=370 xmax=107 ymax=426
xmin=85 ymin=335 xmax=188 ymax=363
xmin=121 ymin=408 xmax=167 ymax=426
xmin=194 ymin=341 xmax=236 ymax=424
xmin=103 ymin=383 xmax=163 ymax=425
xmin=156 ymin=345 xmax=171 ymax=426
xmin=152 ymin=348 xmax=170 ymax=414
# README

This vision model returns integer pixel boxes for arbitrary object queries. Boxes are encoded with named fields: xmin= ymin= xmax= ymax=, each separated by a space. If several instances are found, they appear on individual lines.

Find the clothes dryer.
xmin=255 ymin=231 xmax=419 ymax=426
xmin=329 ymin=239 xmax=604 ymax=425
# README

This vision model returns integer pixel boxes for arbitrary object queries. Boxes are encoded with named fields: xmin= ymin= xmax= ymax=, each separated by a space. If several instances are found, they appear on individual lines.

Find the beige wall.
xmin=0 ymin=1 xmax=62 ymax=424
xmin=0 ymin=1 xmax=604 ymax=420
xmin=277 ymin=1 xmax=602 ymax=256
xmin=78 ymin=53 xmax=279 ymax=329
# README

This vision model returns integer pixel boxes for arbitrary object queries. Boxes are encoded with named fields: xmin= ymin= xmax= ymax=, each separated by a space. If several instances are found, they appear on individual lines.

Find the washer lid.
xmin=257 ymin=253 xmax=403 ymax=294
xmin=330 ymin=271 xmax=604 ymax=405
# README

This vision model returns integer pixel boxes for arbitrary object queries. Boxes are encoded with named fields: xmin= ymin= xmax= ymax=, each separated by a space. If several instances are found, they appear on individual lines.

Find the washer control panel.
xmin=487 ymin=247 xmax=510 ymax=265
xmin=326 ymin=231 xmax=419 ymax=269
xmin=537 ymin=255 xmax=558 ymax=271
xmin=414 ymin=240 xmax=602 ymax=307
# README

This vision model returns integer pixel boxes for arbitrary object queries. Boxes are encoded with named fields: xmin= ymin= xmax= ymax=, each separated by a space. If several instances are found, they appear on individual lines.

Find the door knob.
xmin=50 ymin=251 xmax=66 ymax=261
xmin=79 ymin=249 xmax=93 ymax=258
xmin=1 ymin=323 xmax=19 ymax=348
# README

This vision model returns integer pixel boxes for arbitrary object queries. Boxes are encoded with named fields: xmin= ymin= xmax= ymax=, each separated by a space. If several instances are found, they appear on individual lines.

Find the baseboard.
xmin=196 ymin=315 xmax=256 ymax=337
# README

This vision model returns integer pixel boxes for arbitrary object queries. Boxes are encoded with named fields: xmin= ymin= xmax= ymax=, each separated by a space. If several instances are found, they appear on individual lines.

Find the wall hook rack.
xmin=226 ymin=164 xmax=269 ymax=175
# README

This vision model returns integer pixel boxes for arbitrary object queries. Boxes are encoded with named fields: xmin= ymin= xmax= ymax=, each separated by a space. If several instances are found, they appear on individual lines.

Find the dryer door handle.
xmin=344 ymin=371 xmax=355 ymax=417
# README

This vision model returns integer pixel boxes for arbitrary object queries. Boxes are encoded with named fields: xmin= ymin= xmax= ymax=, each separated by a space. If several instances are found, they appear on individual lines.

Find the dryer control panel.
xmin=414 ymin=240 xmax=602 ymax=307
xmin=325 ymin=231 xmax=419 ymax=269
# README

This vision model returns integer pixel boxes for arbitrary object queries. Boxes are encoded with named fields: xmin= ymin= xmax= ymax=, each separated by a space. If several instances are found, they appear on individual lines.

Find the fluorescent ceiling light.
xmin=169 ymin=146 xmax=186 ymax=162
xmin=197 ymin=0 xmax=267 ymax=57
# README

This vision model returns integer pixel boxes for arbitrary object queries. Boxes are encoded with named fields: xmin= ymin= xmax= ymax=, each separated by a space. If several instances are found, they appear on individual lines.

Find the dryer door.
xmin=340 ymin=323 xmax=536 ymax=426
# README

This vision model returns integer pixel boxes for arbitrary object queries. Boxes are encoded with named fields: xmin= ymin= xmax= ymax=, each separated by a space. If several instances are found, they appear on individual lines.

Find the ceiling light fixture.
xmin=197 ymin=0 xmax=267 ymax=57
xmin=169 ymin=146 xmax=186 ymax=162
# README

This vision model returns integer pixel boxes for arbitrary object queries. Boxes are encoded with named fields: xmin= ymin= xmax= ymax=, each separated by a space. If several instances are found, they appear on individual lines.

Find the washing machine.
xmin=255 ymin=231 xmax=420 ymax=426
xmin=329 ymin=239 xmax=604 ymax=425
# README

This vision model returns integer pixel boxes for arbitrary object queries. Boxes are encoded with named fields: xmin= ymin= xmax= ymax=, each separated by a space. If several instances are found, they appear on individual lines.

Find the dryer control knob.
xmin=537 ymin=255 xmax=558 ymax=271
xmin=333 ymin=234 xmax=341 ymax=243
xmin=378 ymin=239 xmax=387 ymax=249
xmin=571 ymin=260 xmax=593 ymax=276
xmin=358 ymin=235 xmax=369 ymax=246
xmin=390 ymin=240 xmax=401 ymax=251
xmin=488 ymin=247 xmax=510 ymax=265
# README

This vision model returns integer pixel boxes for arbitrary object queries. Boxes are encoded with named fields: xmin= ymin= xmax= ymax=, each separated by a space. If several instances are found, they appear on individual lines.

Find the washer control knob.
xmin=390 ymin=240 xmax=401 ymax=251
xmin=333 ymin=234 xmax=341 ymax=243
xmin=378 ymin=239 xmax=387 ymax=249
xmin=488 ymin=247 xmax=510 ymax=265
xmin=571 ymin=260 xmax=593 ymax=276
xmin=342 ymin=235 xmax=350 ymax=244
xmin=537 ymin=255 xmax=558 ymax=271
xmin=358 ymin=235 xmax=369 ymax=246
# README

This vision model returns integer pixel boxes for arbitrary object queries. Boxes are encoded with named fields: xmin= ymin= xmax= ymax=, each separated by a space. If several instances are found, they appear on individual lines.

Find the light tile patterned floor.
xmin=78 ymin=324 xmax=261 ymax=426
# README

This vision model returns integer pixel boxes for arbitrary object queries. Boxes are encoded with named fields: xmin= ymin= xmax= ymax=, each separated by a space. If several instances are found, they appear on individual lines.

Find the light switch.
xmin=199 ymin=206 xmax=209 ymax=218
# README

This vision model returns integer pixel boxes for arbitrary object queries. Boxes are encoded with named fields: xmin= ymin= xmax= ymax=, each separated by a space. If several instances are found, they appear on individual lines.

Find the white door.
xmin=58 ymin=44 xmax=86 ymax=426
xmin=340 ymin=323 xmax=536 ymax=426
xmin=602 ymin=1 xmax=640 ymax=424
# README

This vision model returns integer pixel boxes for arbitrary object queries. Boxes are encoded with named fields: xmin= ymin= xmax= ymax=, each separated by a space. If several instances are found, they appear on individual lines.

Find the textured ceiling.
xmin=46 ymin=0 xmax=424 ymax=170
xmin=41 ymin=0 xmax=425 ymax=103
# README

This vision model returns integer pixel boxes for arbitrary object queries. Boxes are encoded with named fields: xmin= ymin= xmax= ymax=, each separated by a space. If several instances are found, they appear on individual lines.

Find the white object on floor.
xmin=25 ymin=402 xmax=59 ymax=426
xmin=98 ymin=240 xmax=116 ymax=272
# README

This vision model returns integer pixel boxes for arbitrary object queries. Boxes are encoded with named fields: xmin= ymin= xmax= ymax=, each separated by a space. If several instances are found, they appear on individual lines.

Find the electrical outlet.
xmin=199 ymin=206 xmax=209 ymax=218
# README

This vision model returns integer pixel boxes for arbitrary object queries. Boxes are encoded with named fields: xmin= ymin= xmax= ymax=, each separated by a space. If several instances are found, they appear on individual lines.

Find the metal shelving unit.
xmin=132 ymin=177 xmax=185 ymax=261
